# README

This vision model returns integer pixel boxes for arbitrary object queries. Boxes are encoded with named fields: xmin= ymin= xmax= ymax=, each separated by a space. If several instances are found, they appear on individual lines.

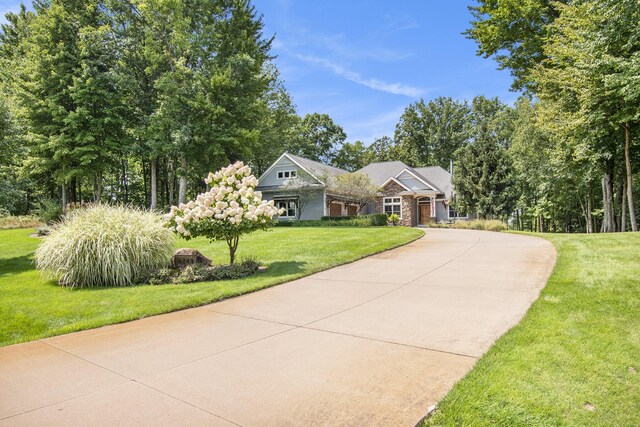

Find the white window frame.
xmin=447 ymin=198 xmax=468 ymax=220
xmin=277 ymin=170 xmax=297 ymax=179
xmin=383 ymin=197 xmax=402 ymax=218
xmin=275 ymin=199 xmax=297 ymax=218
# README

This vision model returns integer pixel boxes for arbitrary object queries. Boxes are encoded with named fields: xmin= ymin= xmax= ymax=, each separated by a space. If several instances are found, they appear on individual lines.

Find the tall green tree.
xmin=394 ymin=97 xmax=470 ymax=168
xmin=12 ymin=0 xmax=124 ymax=206
xmin=332 ymin=141 xmax=368 ymax=171
xmin=363 ymin=136 xmax=396 ymax=164
xmin=289 ymin=113 xmax=346 ymax=163
xmin=532 ymin=0 xmax=638 ymax=232
xmin=466 ymin=0 xmax=567 ymax=91
xmin=251 ymin=65 xmax=301 ymax=175
xmin=453 ymin=96 xmax=516 ymax=219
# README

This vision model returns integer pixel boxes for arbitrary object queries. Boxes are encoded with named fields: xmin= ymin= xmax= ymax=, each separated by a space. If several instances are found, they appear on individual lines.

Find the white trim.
xmin=323 ymin=189 xmax=327 ymax=216
xmin=276 ymin=169 xmax=297 ymax=179
xmin=383 ymin=196 xmax=402 ymax=219
xmin=395 ymin=168 xmax=441 ymax=193
xmin=447 ymin=204 xmax=468 ymax=220
xmin=275 ymin=198 xmax=297 ymax=219
xmin=257 ymin=152 xmax=287 ymax=183
xmin=380 ymin=176 xmax=411 ymax=191
xmin=257 ymin=152 xmax=324 ymax=186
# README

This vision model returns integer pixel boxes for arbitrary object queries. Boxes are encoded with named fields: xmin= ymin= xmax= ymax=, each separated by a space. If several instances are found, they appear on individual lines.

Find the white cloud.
xmin=295 ymin=54 xmax=425 ymax=97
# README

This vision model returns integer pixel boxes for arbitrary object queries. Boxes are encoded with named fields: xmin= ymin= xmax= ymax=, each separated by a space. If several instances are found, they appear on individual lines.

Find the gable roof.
xmin=356 ymin=161 xmax=446 ymax=195
xmin=356 ymin=161 xmax=411 ymax=186
xmin=414 ymin=166 xmax=453 ymax=198
xmin=286 ymin=153 xmax=347 ymax=185
xmin=257 ymin=152 xmax=347 ymax=185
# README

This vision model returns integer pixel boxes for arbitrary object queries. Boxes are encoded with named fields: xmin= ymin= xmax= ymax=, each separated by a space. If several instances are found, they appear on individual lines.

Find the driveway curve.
xmin=0 ymin=229 xmax=556 ymax=426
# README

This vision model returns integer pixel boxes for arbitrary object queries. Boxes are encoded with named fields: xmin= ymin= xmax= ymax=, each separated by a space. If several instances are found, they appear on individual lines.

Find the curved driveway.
xmin=0 ymin=229 xmax=556 ymax=426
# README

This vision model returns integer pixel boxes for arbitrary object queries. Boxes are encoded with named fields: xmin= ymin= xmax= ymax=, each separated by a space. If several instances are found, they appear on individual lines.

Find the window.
xmin=448 ymin=202 xmax=467 ymax=219
xmin=383 ymin=197 xmax=402 ymax=218
xmin=277 ymin=170 xmax=297 ymax=179
xmin=276 ymin=199 xmax=296 ymax=218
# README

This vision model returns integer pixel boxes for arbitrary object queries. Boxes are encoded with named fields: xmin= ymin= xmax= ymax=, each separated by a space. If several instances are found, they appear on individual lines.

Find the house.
xmin=256 ymin=152 xmax=470 ymax=226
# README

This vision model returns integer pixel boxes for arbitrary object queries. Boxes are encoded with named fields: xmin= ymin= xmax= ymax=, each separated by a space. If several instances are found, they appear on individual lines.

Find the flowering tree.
xmin=164 ymin=162 xmax=282 ymax=264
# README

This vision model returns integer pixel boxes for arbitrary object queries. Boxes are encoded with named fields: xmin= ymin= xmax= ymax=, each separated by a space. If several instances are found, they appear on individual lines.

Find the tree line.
xmin=1 ymin=0 xmax=638 ymax=234
xmin=0 ymin=0 xmax=348 ymax=214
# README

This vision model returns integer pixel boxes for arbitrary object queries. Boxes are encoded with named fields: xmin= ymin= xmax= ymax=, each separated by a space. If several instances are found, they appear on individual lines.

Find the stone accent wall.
xmin=401 ymin=195 xmax=416 ymax=227
xmin=375 ymin=181 xmax=416 ymax=227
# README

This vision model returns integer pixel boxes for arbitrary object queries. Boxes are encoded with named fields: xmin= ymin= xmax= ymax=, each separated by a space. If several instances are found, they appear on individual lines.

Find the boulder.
xmin=171 ymin=248 xmax=212 ymax=269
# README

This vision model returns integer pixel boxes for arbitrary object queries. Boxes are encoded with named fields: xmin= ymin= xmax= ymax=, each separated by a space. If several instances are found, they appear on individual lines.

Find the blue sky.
xmin=253 ymin=0 xmax=516 ymax=144
xmin=0 ymin=0 xmax=516 ymax=144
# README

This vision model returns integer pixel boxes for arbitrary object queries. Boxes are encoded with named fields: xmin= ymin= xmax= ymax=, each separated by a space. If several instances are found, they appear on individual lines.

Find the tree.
xmin=453 ymin=96 xmax=516 ymax=219
xmin=10 ymin=0 xmax=124 ymax=206
xmin=466 ymin=0 xmax=568 ymax=91
xmin=331 ymin=173 xmax=379 ymax=211
xmin=289 ymin=113 xmax=346 ymax=163
xmin=251 ymin=65 xmax=301 ymax=175
xmin=165 ymin=162 xmax=280 ymax=264
xmin=532 ymin=0 xmax=638 ymax=232
xmin=332 ymin=141 xmax=368 ymax=171
xmin=394 ymin=97 xmax=470 ymax=168
xmin=363 ymin=136 xmax=396 ymax=163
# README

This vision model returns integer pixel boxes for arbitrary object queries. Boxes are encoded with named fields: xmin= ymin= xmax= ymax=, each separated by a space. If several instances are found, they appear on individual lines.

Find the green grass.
xmin=0 ymin=226 xmax=422 ymax=347
xmin=424 ymin=232 xmax=640 ymax=427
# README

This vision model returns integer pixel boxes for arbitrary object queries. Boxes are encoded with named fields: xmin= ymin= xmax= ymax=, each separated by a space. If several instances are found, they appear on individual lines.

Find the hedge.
xmin=278 ymin=213 xmax=388 ymax=227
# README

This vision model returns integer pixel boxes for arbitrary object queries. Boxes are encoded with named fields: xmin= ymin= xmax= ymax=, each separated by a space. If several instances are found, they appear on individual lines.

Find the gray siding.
xmin=258 ymin=156 xmax=321 ymax=188
xmin=435 ymin=200 xmax=448 ymax=222
xmin=262 ymin=189 xmax=326 ymax=221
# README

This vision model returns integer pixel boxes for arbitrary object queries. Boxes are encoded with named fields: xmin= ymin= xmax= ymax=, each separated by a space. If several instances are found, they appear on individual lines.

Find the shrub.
xmin=276 ymin=214 xmax=387 ymax=227
xmin=0 ymin=215 xmax=44 ymax=229
xmin=388 ymin=213 xmax=400 ymax=226
xmin=142 ymin=259 xmax=260 ymax=284
xmin=321 ymin=215 xmax=357 ymax=221
xmin=36 ymin=199 xmax=63 ymax=223
xmin=369 ymin=213 xmax=388 ymax=226
xmin=426 ymin=219 xmax=507 ymax=232
xmin=35 ymin=205 xmax=175 ymax=288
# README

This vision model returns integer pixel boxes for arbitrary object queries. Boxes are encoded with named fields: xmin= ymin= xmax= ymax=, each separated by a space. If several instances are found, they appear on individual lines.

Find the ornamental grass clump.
xmin=164 ymin=161 xmax=282 ymax=264
xmin=35 ymin=205 xmax=175 ymax=288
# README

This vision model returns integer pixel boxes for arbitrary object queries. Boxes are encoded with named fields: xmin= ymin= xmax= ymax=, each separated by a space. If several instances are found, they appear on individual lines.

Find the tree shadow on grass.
xmin=0 ymin=254 xmax=35 ymax=278
xmin=261 ymin=261 xmax=307 ymax=277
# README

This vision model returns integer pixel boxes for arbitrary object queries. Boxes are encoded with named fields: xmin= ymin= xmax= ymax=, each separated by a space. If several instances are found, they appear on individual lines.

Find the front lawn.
xmin=424 ymin=232 xmax=640 ymax=426
xmin=0 ymin=226 xmax=423 ymax=347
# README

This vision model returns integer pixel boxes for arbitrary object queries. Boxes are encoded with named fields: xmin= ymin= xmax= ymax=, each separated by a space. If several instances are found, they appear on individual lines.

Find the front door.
xmin=329 ymin=202 xmax=342 ymax=217
xmin=420 ymin=204 xmax=431 ymax=225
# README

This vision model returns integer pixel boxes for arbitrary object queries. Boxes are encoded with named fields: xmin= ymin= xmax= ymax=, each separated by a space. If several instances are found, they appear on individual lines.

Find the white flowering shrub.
xmin=164 ymin=162 xmax=282 ymax=264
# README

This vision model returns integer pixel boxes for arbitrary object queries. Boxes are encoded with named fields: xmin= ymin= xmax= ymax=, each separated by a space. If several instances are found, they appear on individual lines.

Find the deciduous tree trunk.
xmin=93 ymin=172 xmax=102 ymax=203
xmin=621 ymin=179 xmax=627 ymax=232
xmin=602 ymin=171 xmax=615 ymax=233
xmin=150 ymin=157 xmax=157 ymax=209
xmin=178 ymin=155 xmax=187 ymax=204
xmin=168 ymin=160 xmax=175 ymax=206
xmin=61 ymin=182 xmax=67 ymax=209
xmin=624 ymin=123 xmax=637 ymax=231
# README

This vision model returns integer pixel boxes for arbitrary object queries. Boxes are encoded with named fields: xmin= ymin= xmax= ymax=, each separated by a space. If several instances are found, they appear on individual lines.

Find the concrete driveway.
xmin=0 ymin=229 xmax=555 ymax=426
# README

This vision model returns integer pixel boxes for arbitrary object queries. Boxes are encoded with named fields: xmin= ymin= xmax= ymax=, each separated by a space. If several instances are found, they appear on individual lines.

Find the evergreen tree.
xmin=453 ymin=96 xmax=516 ymax=219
